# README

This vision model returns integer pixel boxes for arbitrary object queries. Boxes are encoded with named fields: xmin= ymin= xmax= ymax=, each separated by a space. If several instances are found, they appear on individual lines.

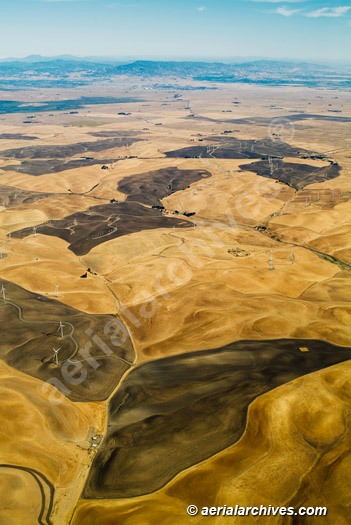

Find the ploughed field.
xmin=84 ymin=338 xmax=351 ymax=499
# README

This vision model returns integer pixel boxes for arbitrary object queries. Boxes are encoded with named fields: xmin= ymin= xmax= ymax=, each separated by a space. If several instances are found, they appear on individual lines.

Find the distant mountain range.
xmin=0 ymin=58 xmax=349 ymax=89
xmin=1 ymin=55 xmax=349 ymax=66
xmin=0 ymin=54 xmax=126 ymax=64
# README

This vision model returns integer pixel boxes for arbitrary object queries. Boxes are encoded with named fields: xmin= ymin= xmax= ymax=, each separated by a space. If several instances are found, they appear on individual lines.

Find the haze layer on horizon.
xmin=1 ymin=0 xmax=350 ymax=62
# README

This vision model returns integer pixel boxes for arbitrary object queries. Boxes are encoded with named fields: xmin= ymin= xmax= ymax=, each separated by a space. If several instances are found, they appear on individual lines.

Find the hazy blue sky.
xmin=1 ymin=0 xmax=350 ymax=61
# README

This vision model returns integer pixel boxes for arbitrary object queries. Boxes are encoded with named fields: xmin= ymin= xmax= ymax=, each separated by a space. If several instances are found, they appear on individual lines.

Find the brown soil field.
xmin=72 ymin=360 xmax=351 ymax=525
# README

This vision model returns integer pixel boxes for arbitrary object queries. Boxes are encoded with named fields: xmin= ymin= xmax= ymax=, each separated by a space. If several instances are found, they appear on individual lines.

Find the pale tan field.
xmin=82 ymin=226 xmax=351 ymax=360
xmin=0 ymin=360 xmax=105 ymax=525
xmin=0 ymin=235 xmax=116 ymax=313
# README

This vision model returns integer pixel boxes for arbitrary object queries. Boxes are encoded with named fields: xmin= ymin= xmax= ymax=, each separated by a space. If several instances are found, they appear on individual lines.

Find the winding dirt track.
xmin=0 ymin=464 xmax=54 ymax=525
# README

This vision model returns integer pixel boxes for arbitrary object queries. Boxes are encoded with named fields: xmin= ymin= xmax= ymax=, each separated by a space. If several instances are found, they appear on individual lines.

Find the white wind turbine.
xmin=53 ymin=347 xmax=61 ymax=366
